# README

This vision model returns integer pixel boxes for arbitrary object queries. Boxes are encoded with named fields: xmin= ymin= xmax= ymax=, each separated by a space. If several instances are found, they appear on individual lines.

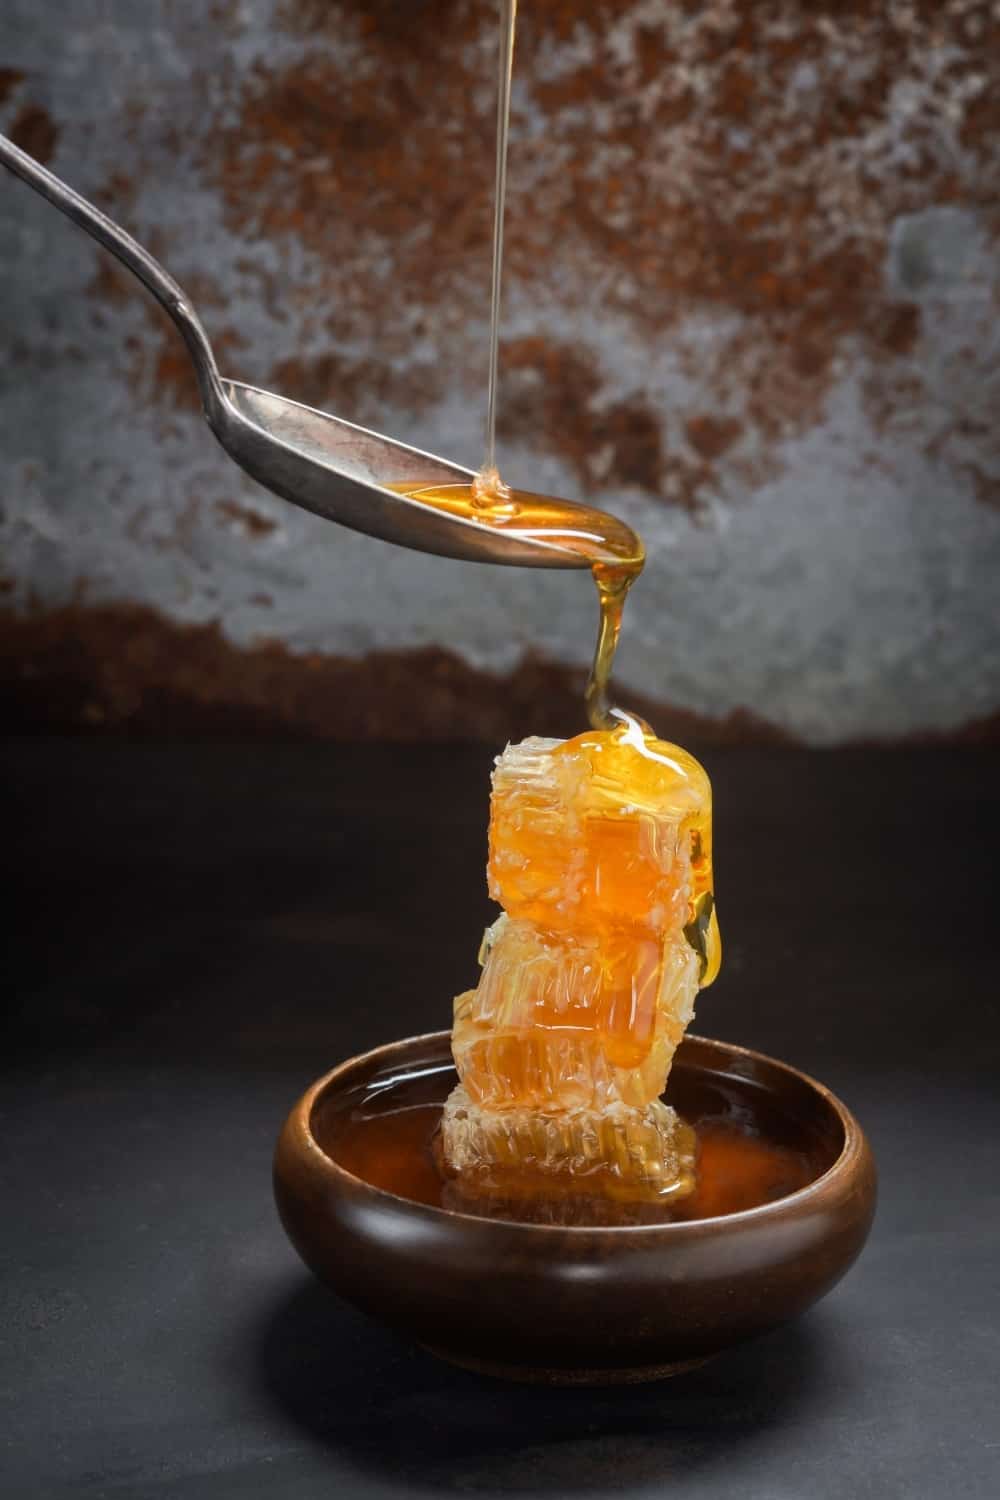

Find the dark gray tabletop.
xmin=3 ymin=740 xmax=998 ymax=1499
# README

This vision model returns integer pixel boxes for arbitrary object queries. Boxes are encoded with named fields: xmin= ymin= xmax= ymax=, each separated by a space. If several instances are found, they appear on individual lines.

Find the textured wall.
xmin=2 ymin=0 xmax=999 ymax=743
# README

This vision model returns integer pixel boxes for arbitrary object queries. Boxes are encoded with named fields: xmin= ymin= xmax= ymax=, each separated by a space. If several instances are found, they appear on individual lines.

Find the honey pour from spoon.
xmin=388 ymin=478 xmax=645 ymax=731
xmin=385 ymin=0 xmax=647 ymax=732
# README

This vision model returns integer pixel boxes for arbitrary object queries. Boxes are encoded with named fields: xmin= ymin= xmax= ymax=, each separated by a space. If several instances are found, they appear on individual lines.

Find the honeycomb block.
xmin=488 ymin=730 xmax=714 ymax=951
xmin=443 ymin=722 xmax=720 ymax=1200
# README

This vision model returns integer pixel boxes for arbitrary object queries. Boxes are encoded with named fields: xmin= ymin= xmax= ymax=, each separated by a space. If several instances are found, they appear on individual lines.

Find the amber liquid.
xmin=389 ymin=481 xmax=645 ymax=729
xmin=326 ymin=1064 xmax=825 ymax=1228
xmin=481 ymin=0 xmax=517 ymax=488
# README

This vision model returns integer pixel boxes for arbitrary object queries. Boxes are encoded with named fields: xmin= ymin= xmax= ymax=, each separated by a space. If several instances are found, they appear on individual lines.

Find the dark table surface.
xmin=3 ymin=739 xmax=999 ymax=1499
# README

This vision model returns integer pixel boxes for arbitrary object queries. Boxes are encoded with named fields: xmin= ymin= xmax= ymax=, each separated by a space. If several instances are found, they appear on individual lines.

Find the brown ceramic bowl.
xmin=274 ymin=1031 xmax=876 ymax=1384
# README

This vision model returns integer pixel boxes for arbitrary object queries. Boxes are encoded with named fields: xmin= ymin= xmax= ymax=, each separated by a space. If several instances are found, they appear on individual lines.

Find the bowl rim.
xmin=283 ymin=1029 xmax=870 ymax=1237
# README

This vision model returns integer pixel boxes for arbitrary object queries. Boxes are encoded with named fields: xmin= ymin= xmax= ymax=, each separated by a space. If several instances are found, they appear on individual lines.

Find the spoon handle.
xmin=0 ymin=134 xmax=220 ymax=411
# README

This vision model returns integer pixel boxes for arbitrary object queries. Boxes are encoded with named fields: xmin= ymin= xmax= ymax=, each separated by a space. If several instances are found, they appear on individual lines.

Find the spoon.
xmin=0 ymin=135 xmax=590 ymax=571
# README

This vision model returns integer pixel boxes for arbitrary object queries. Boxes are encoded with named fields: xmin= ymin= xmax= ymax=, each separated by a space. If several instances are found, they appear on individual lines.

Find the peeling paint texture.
xmin=2 ymin=0 xmax=999 ymax=743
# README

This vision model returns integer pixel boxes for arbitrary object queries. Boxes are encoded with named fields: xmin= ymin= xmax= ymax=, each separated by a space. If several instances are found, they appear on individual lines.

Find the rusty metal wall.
xmin=2 ymin=0 xmax=999 ymax=742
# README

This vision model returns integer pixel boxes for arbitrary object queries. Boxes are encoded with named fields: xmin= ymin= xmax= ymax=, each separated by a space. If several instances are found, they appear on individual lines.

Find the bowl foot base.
xmin=421 ymin=1345 xmax=713 ymax=1385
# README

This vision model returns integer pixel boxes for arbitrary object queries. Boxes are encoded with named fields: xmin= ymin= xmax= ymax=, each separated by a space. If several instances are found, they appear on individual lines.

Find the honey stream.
xmin=389 ymin=0 xmax=645 ymax=731
xmin=389 ymin=481 xmax=644 ymax=728
xmin=479 ymin=0 xmax=517 ymax=496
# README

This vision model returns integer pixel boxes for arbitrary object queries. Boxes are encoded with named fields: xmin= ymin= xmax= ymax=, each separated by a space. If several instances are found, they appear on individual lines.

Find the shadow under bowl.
xmin=274 ymin=1031 xmax=876 ymax=1384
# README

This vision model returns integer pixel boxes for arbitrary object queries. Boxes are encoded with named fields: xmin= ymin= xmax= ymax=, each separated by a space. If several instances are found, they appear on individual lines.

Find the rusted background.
xmin=2 ymin=0 xmax=999 ymax=742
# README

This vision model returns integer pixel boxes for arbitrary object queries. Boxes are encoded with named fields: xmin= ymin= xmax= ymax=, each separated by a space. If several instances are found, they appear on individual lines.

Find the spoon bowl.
xmin=216 ymin=379 xmax=591 ymax=566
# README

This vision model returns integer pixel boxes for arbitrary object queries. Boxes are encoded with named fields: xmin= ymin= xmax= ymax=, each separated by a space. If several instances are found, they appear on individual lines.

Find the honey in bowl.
xmin=325 ymin=1058 xmax=824 ymax=1229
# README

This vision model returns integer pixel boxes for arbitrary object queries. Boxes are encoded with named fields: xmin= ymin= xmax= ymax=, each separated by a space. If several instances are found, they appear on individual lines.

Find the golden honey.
xmin=389 ymin=479 xmax=645 ymax=730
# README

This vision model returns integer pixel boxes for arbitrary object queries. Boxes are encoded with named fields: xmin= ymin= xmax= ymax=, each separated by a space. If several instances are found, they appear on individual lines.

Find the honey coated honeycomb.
xmin=442 ymin=721 xmax=720 ymax=1202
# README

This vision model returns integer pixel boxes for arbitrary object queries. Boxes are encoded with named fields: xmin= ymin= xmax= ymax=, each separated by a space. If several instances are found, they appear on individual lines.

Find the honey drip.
xmin=389 ymin=481 xmax=644 ymax=729
xmin=331 ymin=1070 xmax=821 ymax=1229
xmin=481 ymin=0 xmax=517 ymax=486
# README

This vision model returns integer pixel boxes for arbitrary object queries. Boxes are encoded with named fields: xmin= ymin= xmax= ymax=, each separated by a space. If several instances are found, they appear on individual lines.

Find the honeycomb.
xmin=442 ymin=719 xmax=720 ymax=1202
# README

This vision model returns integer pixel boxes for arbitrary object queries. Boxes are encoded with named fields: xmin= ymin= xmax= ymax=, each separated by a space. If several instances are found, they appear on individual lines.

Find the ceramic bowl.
xmin=274 ymin=1031 xmax=876 ymax=1384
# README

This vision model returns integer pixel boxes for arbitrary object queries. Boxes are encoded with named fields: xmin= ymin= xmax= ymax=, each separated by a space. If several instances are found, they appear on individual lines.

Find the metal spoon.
xmin=0 ymin=135 xmax=590 ymax=570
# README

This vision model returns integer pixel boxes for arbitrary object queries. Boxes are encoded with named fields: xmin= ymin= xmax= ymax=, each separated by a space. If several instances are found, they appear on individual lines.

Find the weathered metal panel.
xmin=2 ymin=1 xmax=999 ymax=741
